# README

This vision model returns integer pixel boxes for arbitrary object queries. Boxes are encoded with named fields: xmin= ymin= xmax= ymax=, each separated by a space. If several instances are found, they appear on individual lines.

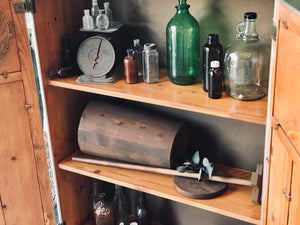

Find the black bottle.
xmin=208 ymin=60 xmax=223 ymax=99
xmin=136 ymin=191 xmax=151 ymax=225
xmin=203 ymin=34 xmax=223 ymax=92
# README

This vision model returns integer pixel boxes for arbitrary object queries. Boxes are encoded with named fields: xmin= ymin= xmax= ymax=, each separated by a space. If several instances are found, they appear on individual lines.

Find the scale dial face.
xmin=77 ymin=36 xmax=115 ymax=77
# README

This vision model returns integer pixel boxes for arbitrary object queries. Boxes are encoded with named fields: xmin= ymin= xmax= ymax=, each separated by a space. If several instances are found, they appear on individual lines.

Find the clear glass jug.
xmin=223 ymin=12 xmax=270 ymax=100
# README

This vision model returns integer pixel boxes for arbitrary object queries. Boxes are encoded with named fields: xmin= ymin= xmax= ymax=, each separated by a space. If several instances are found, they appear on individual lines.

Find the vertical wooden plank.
xmin=0 ymin=81 xmax=45 ymax=225
xmin=266 ymin=131 xmax=292 ymax=225
xmin=288 ymin=162 xmax=300 ymax=225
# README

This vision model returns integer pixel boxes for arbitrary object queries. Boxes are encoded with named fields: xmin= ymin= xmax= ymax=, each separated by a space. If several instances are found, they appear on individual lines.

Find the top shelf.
xmin=48 ymin=69 xmax=267 ymax=125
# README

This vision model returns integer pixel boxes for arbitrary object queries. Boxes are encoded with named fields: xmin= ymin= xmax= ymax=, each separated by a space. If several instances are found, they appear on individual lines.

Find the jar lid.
xmin=210 ymin=60 xmax=220 ymax=68
xmin=244 ymin=12 xmax=257 ymax=19
xmin=144 ymin=43 xmax=156 ymax=50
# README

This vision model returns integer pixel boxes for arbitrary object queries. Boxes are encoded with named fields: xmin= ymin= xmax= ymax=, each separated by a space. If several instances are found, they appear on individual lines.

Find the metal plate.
xmin=0 ymin=10 xmax=12 ymax=63
xmin=77 ymin=36 xmax=115 ymax=78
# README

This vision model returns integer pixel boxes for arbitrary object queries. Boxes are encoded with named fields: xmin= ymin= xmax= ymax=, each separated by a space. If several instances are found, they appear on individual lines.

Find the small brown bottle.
xmin=208 ymin=60 xmax=223 ymax=99
xmin=124 ymin=49 xmax=138 ymax=84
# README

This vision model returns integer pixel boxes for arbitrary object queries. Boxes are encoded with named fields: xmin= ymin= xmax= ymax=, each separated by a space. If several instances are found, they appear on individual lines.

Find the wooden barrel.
xmin=78 ymin=100 xmax=188 ymax=168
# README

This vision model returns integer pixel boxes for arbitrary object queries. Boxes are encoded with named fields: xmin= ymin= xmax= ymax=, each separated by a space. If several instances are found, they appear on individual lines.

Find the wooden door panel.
xmin=288 ymin=162 xmax=300 ymax=225
xmin=0 ymin=81 xmax=45 ymax=225
xmin=266 ymin=131 xmax=292 ymax=225
xmin=273 ymin=17 xmax=300 ymax=154
xmin=0 ymin=1 xmax=20 ymax=73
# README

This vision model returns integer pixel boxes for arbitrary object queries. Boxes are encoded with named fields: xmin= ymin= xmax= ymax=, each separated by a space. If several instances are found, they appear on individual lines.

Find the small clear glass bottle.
xmin=133 ymin=39 xmax=143 ymax=78
xmin=224 ymin=12 xmax=270 ymax=100
xmin=208 ymin=60 xmax=223 ymax=99
xmin=91 ymin=0 xmax=100 ymax=28
xmin=104 ymin=2 xmax=113 ymax=27
xmin=82 ymin=9 xmax=94 ymax=30
xmin=124 ymin=49 xmax=138 ymax=84
xmin=142 ymin=43 xmax=159 ymax=84
xmin=96 ymin=9 xmax=109 ymax=30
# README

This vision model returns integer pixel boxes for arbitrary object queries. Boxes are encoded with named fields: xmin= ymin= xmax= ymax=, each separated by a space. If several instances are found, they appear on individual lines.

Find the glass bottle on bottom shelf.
xmin=166 ymin=0 xmax=200 ymax=85
xmin=113 ymin=185 xmax=134 ymax=225
xmin=223 ymin=12 xmax=270 ymax=101
xmin=136 ymin=191 xmax=151 ymax=225
xmin=92 ymin=181 xmax=115 ymax=225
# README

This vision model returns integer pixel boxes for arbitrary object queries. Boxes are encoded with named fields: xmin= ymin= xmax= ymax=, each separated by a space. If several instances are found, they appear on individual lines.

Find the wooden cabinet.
xmin=5 ymin=0 xmax=298 ymax=225
xmin=0 ymin=0 xmax=53 ymax=224
xmin=263 ymin=1 xmax=300 ymax=224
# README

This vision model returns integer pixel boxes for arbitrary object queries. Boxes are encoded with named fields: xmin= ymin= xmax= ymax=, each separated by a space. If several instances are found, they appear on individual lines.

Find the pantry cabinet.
xmin=0 ymin=0 xmax=53 ymax=224
xmin=263 ymin=1 xmax=300 ymax=224
xmin=2 ymin=0 xmax=299 ymax=225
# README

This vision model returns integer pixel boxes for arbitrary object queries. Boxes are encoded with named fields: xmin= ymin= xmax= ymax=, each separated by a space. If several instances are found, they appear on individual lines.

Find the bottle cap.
xmin=244 ymin=12 xmax=257 ymax=19
xmin=104 ymin=2 xmax=110 ymax=7
xmin=207 ymin=34 xmax=219 ymax=44
xmin=210 ymin=60 xmax=220 ymax=68
xmin=144 ymin=43 xmax=156 ymax=50
xmin=130 ymin=223 xmax=138 ymax=225
xmin=126 ymin=49 xmax=134 ymax=54
xmin=133 ymin=39 xmax=140 ymax=45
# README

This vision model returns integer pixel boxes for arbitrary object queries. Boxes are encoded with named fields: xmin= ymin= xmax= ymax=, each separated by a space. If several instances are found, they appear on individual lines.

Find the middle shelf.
xmin=48 ymin=69 xmax=267 ymax=125
xmin=59 ymin=151 xmax=261 ymax=225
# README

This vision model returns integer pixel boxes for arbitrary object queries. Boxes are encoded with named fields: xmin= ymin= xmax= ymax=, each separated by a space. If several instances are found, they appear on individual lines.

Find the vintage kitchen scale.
xmin=76 ymin=22 xmax=124 ymax=84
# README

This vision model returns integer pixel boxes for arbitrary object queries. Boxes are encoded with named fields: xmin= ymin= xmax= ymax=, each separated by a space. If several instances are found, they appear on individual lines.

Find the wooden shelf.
xmin=48 ymin=69 xmax=267 ymax=125
xmin=59 ymin=152 xmax=261 ymax=225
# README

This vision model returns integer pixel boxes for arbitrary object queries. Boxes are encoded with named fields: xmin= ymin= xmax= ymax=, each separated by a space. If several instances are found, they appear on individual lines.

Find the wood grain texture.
xmin=33 ymin=0 xmax=91 ymax=223
xmin=78 ymin=100 xmax=188 ymax=168
xmin=288 ymin=162 xmax=300 ymax=225
xmin=59 ymin=151 xmax=261 ymax=225
xmin=0 ymin=81 xmax=45 ymax=225
xmin=9 ymin=0 xmax=55 ymax=223
xmin=266 ymin=131 xmax=292 ymax=225
xmin=48 ymin=69 xmax=268 ymax=125
xmin=273 ymin=6 xmax=300 ymax=154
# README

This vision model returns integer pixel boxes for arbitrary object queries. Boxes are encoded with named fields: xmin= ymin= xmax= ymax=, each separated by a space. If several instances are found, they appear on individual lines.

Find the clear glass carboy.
xmin=223 ymin=12 xmax=270 ymax=100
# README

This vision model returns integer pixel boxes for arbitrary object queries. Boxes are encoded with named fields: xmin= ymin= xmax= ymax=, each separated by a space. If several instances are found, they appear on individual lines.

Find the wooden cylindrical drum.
xmin=78 ymin=100 xmax=188 ymax=168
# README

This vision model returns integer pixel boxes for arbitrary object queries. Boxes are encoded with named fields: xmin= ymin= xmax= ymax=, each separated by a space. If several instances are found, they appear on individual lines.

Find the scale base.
xmin=76 ymin=64 xmax=123 ymax=84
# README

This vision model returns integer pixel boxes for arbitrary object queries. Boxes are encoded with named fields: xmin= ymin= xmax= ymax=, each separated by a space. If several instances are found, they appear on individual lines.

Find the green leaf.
xmin=191 ymin=151 xmax=200 ymax=165
xmin=177 ymin=166 xmax=185 ymax=173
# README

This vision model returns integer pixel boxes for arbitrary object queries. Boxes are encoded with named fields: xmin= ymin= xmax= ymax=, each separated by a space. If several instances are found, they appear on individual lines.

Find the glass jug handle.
xmin=236 ymin=21 xmax=244 ymax=39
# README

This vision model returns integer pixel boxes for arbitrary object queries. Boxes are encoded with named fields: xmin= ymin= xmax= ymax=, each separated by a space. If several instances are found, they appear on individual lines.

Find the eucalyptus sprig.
xmin=176 ymin=151 xmax=214 ymax=181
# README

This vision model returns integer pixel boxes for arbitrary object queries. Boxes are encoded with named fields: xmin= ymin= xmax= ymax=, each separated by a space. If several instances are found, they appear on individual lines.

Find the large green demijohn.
xmin=166 ymin=0 xmax=200 ymax=85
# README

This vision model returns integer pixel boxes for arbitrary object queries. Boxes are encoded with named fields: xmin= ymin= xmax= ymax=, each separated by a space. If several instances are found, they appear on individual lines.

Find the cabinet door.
xmin=0 ymin=81 xmax=46 ymax=225
xmin=0 ymin=0 xmax=53 ymax=224
xmin=273 ymin=2 xmax=300 ymax=154
xmin=266 ymin=130 xmax=292 ymax=225
xmin=288 ymin=162 xmax=300 ymax=225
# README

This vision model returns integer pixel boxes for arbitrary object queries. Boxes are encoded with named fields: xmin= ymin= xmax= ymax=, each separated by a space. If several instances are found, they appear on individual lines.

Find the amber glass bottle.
xmin=124 ymin=49 xmax=138 ymax=84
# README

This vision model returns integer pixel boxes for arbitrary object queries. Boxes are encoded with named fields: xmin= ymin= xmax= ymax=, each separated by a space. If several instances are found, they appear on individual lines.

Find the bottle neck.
xmin=176 ymin=0 xmax=190 ymax=13
xmin=92 ymin=0 xmax=98 ymax=6
xmin=138 ymin=192 xmax=146 ymax=208
xmin=242 ymin=19 xmax=259 ymax=40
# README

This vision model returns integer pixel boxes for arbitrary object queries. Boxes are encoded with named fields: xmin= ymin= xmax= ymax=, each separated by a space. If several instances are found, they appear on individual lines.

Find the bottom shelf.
xmin=59 ymin=152 xmax=261 ymax=224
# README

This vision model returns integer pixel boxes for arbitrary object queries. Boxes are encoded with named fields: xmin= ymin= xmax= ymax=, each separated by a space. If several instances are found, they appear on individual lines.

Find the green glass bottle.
xmin=166 ymin=0 xmax=200 ymax=85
